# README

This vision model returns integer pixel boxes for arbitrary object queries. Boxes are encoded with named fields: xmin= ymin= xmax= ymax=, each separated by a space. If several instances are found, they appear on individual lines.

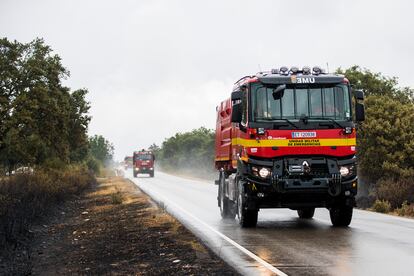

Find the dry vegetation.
xmin=1 ymin=176 xmax=237 ymax=275
xmin=0 ymin=166 xmax=95 ymax=248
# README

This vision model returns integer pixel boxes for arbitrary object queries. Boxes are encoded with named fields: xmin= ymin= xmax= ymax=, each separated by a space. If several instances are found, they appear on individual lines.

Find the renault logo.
xmin=302 ymin=161 xmax=311 ymax=174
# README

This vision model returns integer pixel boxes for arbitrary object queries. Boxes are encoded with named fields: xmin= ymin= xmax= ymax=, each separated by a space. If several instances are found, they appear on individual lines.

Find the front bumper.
xmin=243 ymin=156 xmax=358 ymax=197
xmin=134 ymin=167 xmax=154 ymax=173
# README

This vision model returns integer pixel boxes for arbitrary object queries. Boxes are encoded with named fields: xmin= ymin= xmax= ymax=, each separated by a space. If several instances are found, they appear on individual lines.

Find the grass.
xmin=0 ymin=165 xmax=96 ymax=247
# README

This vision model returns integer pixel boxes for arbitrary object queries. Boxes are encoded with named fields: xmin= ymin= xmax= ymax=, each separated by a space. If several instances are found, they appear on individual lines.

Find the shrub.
xmin=371 ymin=199 xmax=392 ymax=213
xmin=356 ymin=195 xmax=376 ymax=209
xmin=86 ymin=156 xmax=101 ymax=175
xmin=395 ymin=201 xmax=414 ymax=217
xmin=111 ymin=190 xmax=123 ymax=205
xmin=376 ymin=178 xmax=414 ymax=208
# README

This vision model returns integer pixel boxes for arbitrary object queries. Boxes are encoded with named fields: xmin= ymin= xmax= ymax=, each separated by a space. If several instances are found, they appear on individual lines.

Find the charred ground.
xmin=0 ymin=177 xmax=238 ymax=275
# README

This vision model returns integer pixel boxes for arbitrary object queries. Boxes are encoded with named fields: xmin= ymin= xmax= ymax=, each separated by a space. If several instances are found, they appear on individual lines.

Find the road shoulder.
xmin=9 ymin=176 xmax=238 ymax=275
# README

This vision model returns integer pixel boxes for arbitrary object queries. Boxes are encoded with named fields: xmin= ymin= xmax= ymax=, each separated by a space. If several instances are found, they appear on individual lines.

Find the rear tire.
xmin=297 ymin=208 xmax=315 ymax=219
xmin=219 ymin=172 xmax=236 ymax=219
xmin=237 ymin=184 xmax=258 ymax=227
xmin=330 ymin=206 xmax=353 ymax=227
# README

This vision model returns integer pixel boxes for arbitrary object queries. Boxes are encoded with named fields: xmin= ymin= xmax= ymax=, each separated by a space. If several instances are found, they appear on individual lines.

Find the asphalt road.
xmin=128 ymin=170 xmax=414 ymax=276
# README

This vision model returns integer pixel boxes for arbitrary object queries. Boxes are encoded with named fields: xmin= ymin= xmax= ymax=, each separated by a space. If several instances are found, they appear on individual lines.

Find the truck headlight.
xmin=259 ymin=167 xmax=271 ymax=178
xmin=339 ymin=166 xmax=350 ymax=177
xmin=135 ymin=167 xmax=139 ymax=171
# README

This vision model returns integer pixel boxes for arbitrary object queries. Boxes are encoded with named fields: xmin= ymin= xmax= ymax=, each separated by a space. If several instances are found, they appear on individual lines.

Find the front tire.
xmin=297 ymin=208 xmax=315 ymax=219
xmin=150 ymin=172 xmax=154 ymax=177
xmin=330 ymin=206 xmax=353 ymax=227
xmin=237 ymin=183 xmax=258 ymax=227
xmin=133 ymin=171 xmax=137 ymax=178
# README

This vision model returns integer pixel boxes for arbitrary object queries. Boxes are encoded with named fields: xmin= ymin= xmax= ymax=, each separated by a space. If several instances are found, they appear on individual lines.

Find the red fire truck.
xmin=133 ymin=149 xmax=155 ymax=178
xmin=215 ymin=66 xmax=365 ymax=227
xmin=124 ymin=156 xmax=133 ymax=170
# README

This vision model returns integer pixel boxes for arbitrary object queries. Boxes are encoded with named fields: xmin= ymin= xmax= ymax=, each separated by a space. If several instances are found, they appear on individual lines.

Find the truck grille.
xmin=310 ymin=164 xmax=329 ymax=177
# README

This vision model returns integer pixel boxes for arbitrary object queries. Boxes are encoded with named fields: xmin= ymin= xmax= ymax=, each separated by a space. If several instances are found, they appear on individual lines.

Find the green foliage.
xmin=358 ymin=96 xmax=414 ymax=182
xmin=0 ymin=38 xmax=91 ymax=172
xmin=371 ymin=199 xmax=391 ymax=213
xmin=340 ymin=66 xmax=414 ymax=209
xmin=157 ymin=127 xmax=215 ymax=177
xmin=111 ymin=188 xmax=123 ymax=205
xmin=88 ymin=135 xmax=114 ymax=165
xmin=148 ymin=143 xmax=161 ymax=157
xmin=337 ymin=65 xmax=413 ymax=102
xmin=86 ymin=156 xmax=101 ymax=175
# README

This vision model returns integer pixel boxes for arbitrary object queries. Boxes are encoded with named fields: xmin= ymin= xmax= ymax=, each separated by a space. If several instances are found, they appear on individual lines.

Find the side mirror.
xmin=272 ymin=84 xmax=286 ymax=100
xmin=356 ymin=103 xmax=365 ymax=122
xmin=231 ymin=90 xmax=242 ymax=101
xmin=355 ymin=90 xmax=364 ymax=100
xmin=231 ymin=102 xmax=243 ymax=123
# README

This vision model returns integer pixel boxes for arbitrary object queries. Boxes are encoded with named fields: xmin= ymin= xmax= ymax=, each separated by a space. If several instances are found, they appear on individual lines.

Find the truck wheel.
xmin=297 ymin=208 xmax=315 ymax=219
xmin=219 ymin=173 xmax=236 ymax=219
xmin=150 ymin=172 xmax=154 ymax=177
xmin=237 ymin=185 xmax=258 ymax=227
xmin=133 ymin=172 xmax=137 ymax=178
xmin=330 ymin=206 xmax=353 ymax=227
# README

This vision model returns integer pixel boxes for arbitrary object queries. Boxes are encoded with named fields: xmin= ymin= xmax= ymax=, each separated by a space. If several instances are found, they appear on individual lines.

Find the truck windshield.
xmin=135 ymin=154 xmax=152 ymax=160
xmin=251 ymin=83 xmax=351 ymax=122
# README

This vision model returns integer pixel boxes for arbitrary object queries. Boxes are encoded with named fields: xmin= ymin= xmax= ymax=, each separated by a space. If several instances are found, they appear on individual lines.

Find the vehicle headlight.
xmin=252 ymin=166 xmax=259 ymax=176
xmin=339 ymin=166 xmax=350 ymax=177
xmin=259 ymin=167 xmax=271 ymax=178
xmin=135 ymin=167 xmax=139 ymax=171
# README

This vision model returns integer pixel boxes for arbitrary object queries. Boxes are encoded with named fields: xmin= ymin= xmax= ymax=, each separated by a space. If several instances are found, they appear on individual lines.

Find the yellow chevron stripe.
xmin=232 ymin=137 xmax=356 ymax=147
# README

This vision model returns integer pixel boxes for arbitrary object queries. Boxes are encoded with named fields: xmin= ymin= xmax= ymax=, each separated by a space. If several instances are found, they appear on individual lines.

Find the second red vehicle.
xmin=133 ymin=149 xmax=155 ymax=178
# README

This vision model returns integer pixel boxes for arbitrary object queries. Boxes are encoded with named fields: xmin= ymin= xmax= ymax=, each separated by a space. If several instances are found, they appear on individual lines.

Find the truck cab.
xmin=124 ymin=156 xmax=133 ymax=170
xmin=133 ymin=150 xmax=155 ymax=178
xmin=215 ymin=66 xmax=365 ymax=227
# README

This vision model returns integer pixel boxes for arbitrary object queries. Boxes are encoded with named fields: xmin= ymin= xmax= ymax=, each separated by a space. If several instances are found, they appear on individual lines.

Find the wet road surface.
xmin=128 ymin=171 xmax=414 ymax=276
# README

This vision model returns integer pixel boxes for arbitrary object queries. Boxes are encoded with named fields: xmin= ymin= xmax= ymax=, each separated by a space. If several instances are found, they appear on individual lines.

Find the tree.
xmin=339 ymin=66 xmax=414 ymax=204
xmin=157 ymin=127 xmax=215 ymax=176
xmin=0 ymin=38 xmax=90 ymax=172
xmin=88 ymin=135 xmax=114 ymax=165
xmin=337 ymin=65 xmax=413 ymax=103
xmin=148 ymin=143 xmax=160 ymax=157
xmin=358 ymin=96 xmax=414 ymax=182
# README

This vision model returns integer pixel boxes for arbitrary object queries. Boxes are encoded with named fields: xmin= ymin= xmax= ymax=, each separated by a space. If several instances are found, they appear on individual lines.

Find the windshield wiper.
xmin=256 ymin=117 xmax=298 ymax=129
xmin=307 ymin=117 xmax=344 ymax=129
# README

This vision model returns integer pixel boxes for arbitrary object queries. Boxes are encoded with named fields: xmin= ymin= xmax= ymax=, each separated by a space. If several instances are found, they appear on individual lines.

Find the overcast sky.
xmin=1 ymin=0 xmax=413 ymax=160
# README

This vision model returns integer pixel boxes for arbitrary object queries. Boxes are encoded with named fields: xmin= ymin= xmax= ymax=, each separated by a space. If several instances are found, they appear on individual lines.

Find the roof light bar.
xmin=302 ymin=66 xmax=311 ymax=75
xmin=290 ymin=67 xmax=299 ymax=74
xmin=279 ymin=66 xmax=289 ymax=75
xmin=271 ymin=68 xmax=279 ymax=74
xmin=312 ymin=66 xmax=322 ymax=75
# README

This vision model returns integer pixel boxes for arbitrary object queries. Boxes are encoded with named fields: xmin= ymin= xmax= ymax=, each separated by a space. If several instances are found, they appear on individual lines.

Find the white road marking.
xmin=132 ymin=179 xmax=288 ymax=276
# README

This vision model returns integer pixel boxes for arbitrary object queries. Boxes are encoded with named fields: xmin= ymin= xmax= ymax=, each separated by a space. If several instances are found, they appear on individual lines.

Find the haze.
xmin=1 ymin=0 xmax=413 ymax=160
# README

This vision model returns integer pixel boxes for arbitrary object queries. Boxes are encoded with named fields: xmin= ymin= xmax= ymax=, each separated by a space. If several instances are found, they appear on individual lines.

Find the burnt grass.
xmin=0 ymin=177 xmax=238 ymax=275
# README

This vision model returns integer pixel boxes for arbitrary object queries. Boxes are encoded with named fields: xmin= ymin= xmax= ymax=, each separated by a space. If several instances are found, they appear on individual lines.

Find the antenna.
xmin=258 ymin=64 xmax=262 ymax=73
xmin=326 ymin=62 xmax=330 ymax=73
